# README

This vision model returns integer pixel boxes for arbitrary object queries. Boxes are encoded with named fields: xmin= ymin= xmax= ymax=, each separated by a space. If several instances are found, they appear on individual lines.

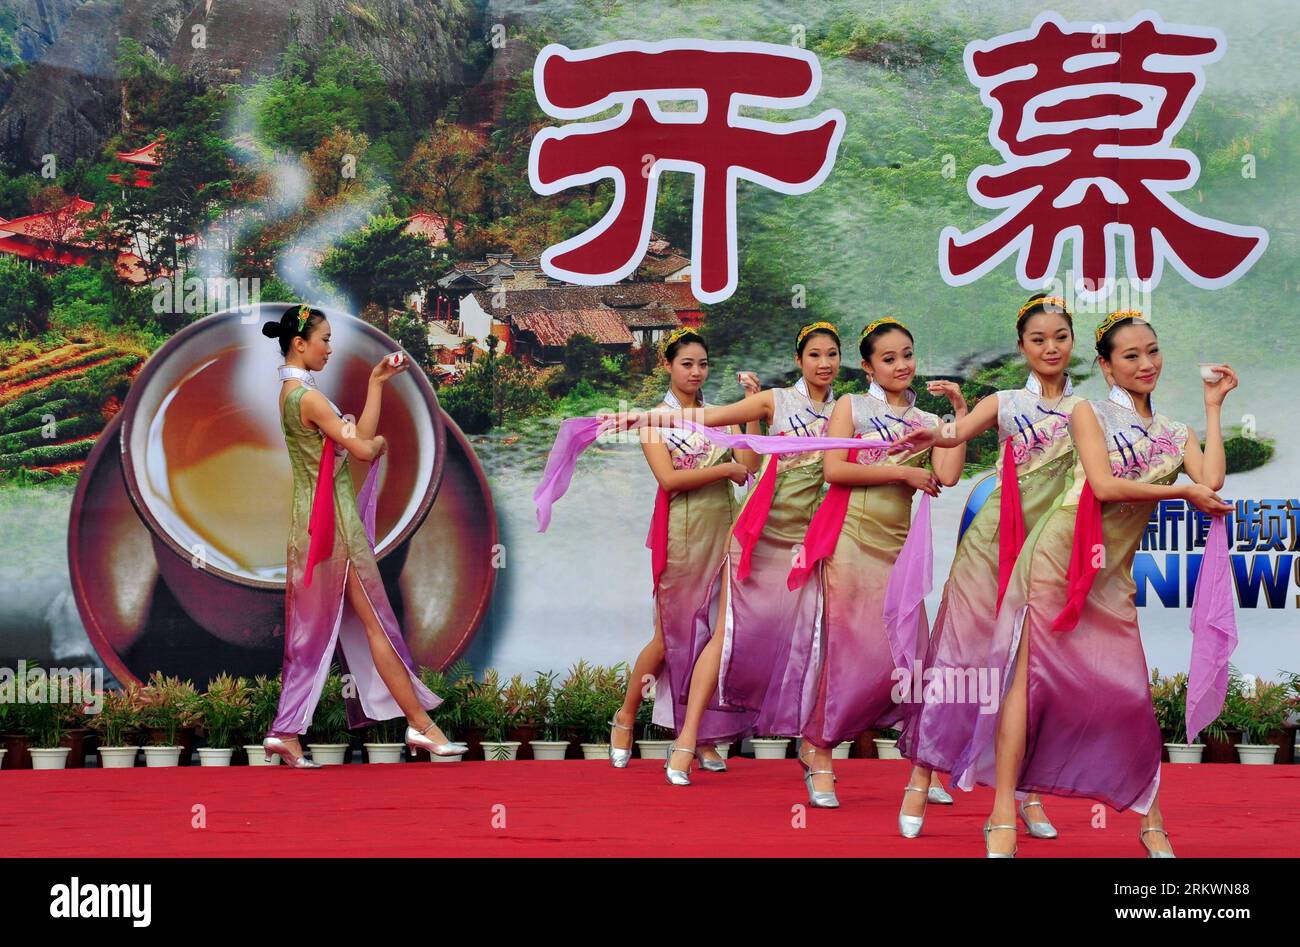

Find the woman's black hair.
xmin=796 ymin=326 xmax=840 ymax=357
xmin=663 ymin=329 xmax=708 ymax=363
xmin=1016 ymin=292 xmax=1074 ymax=342
xmin=859 ymin=321 xmax=914 ymax=362
xmin=261 ymin=306 xmax=326 ymax=357
xmin=1096 ymin=314 xmax=1157 ymax=361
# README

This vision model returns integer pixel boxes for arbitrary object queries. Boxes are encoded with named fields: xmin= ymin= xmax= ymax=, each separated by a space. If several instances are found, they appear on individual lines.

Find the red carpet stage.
xmin=4 ymin=759 xmax=1297 ymax=857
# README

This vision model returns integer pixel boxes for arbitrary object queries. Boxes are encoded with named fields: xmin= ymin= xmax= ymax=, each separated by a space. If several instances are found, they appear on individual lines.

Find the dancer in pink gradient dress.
xmin=970 ymin=312 xmax=1236 ymax=857
xmin=259 ymin=306 xmax=465 ymax=768
xmin=794 ymin=317 xmax=967 ymax=809
xmin=607 ymin=328 xmax=761 ymax=769
xmin=894 ymin=293 xmax=1080 ymax=839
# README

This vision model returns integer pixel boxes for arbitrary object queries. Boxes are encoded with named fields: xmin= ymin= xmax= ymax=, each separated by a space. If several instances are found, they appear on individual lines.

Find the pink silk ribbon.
xmin=996 ymin=437 xmax=1026 ymax=615
xmin=1050 ymin=480 xmax=1102 ymax=632
xmin=304 ymin=438 xmax=383 ymax=588
xmin=533 ymin=416 xmax=892 ymax=533
xmin=1185 ymin=515 xmax=1238 ymax=743
xmin=646 ymin=485 xmax=670 ymax=594
xmin=881 ymin=493 xmax=933 ymax=672
xmin=786 ymin=445 xmax=861 ymax=591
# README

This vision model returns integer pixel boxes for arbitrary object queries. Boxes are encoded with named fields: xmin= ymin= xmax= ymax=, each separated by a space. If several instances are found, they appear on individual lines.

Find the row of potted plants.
xmin=1150 ymin=666 xmax=1300 ymax=764
xmin=4 ymin=659 xmax=1295 ymax=769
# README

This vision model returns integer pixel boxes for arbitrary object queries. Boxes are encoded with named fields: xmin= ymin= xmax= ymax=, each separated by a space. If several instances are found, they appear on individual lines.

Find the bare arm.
xmin=822 ymin=398 xmax=939 ymax=494
xmin=355 ymin=354 xmax=409 ymax=441
xmin=1183 ymin=364 xmax=1237 ymax=490
xmin=926 ymin=380 xmax=969 ymax=486
xmin=300 ymin=389 xmax=386 ymax=462
xmin=641 ymin=436 xmax=746 ymax=492
xmin=1071 ymin=402 xmax=1230 ymax=513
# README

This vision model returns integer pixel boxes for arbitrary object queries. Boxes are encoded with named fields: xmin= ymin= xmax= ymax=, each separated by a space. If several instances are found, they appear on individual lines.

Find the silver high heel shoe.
xmin=1019 ymin=799 xmax=1058 ymax=839
xmin=927 ymin=784 xmax=954 ymax=805
xmin=664 ymin=743 xmax=692 ymax=786
xmin=899 ymin=785 xmax=927 ymax=838
xmin=697 ymin=745 xmax=727 ymax=772
xmin=1140 ymin=826 xmax=1176 ymax=858
xmin=262 ymin=736 xmax=323 ymax=769
xmin=404 ymin=721 xmax=468 ymax=758
xmin=608 ymin=716 xmax=633 ymax=768
xmin=984 ymin=820 xmax=1017 ymax=858
xmin=803 ymin=768 xmax=840 ymax=808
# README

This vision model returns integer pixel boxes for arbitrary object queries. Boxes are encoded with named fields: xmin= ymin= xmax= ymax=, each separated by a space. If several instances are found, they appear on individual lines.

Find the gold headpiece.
xmin=660 ymin=326 xmax=697 ymax=352
xmin=1095 ymin=310 xmax=1146 ymax=343
xmin=1016 ymin=295 xmax=1070 ymax=323
xmin=861 ymin=316 xmax=908 ymax=338
xmin=296 ymin=305 xmax=311 ymax=334
xmin=796 ymin=321 xmax=839 ymax=348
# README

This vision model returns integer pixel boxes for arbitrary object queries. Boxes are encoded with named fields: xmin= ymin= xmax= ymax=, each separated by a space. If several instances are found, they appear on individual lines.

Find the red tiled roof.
xmin=116 ymin=138 xmax=164 ymax=167
xmin=512 ymin=309 xmax=635 ymax=347
xmin=469 ymin=282 xmax=699 ymax=319
xmin=0 ymin=197 xmax=96 ymax=237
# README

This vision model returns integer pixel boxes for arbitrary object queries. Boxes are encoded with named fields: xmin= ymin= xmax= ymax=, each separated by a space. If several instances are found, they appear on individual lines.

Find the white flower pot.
xmin=429 ymin=750 xmax=463 ymax=763
xmin=244 ymin=744 xmax=281 ymax=766
xmin=1236 ymin=743 xmax=1279 ymax=765
xmin=30 ymin=747 xmax=72 ymax=770
xmin=197 ymin=748 xmax=235 ymax=767
xmin=580 ymin=742 xmax=610 ymax=760
xmin=528 ymin=740 xmax=569 ymax=760
xmin=363 ymin=743 xmax=406 ymax=764
xmin=832 ymin=741 xmax=853 ymax=760
xmin=142 ymin=745 xmax=183 ymax=767
xmin=751 ymin=738 xmax=791 ymax=760
xmin=1164 ymin=743 xmax=1205 ymax=763
xmin=481 ymin=741 xmax=522 ymax=761
xmin=712 ymin=742 xmax=732 ymax=760
xmin=635 ymin=739 xmax=673 ymax=760
xmin=0 ymin=748 xmax=6 ymax=768
xmin=873 ymin=738 xmax=902 ymax=760
xmin=98 ymin=746 xmax=140 ymax=768
xmin=305 ymin=743 xmax=349 ymax=765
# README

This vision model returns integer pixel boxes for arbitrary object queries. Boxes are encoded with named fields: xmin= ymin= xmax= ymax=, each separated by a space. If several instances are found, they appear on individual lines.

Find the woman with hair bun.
xmin=616 ymin=322 xmax=843 ymax=786
xmin=965 ymin=311 xmax=1235 ymax=857
xmin=892 ymin=293 xmax=1080 ymax=840
xmin=607 ymin=328 xmax=762 ymax=770
xmin=259 ymin=305 xmax=465 ymax=768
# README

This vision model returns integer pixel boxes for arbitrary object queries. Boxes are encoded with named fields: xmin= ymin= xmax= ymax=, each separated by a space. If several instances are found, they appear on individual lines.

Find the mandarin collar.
xmin=1025 ymin=370 xmax=1073 ymax=397
xmin=868 ymin=379 xmax=917 ymax=409
xmin=1107 ymin=383 xmax=1155 ymax=417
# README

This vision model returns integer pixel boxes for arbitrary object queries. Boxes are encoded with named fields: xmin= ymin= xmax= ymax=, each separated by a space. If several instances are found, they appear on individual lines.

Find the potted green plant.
xmin=26 ymin=692 xmax=75 ymax=770
xmin=476 ymin=670 xmax=523 ymax=761
xmin=1150 ymin=669 xmax=1203 ymax=762
xmin=873 ymin=728 xmax=903 ymax=760
xmin=751 ymin=734 xmax=793 ymax=759
xmin=575 ymin=663 xmax=627 ymax=759
xmin=306 ymin=666 xmax=351 ymax=764
xmin=136 ymin=672 xmax=201 ymax=766
xmin=58 ymin=669 xmax=97 ymax=769
xmin=504 ymin=672 xmax=542 ymax=758
xmin=242 ymin=674 xmax=283 ymax=766
xmin=552 ymin=661 xmax=601 ymax=758
xmin=633 ymin=691 xmax=674 ymax=760
xmin=525 ymin=671 xmax=569 ymax=760
xmin=194 ymin=674 xmax=251 ymax=766
xmin=1228 ymin=673 xmax=1290 ymax=764
xmin=88 ymin=682 xmax=142 ymax=769
xmin=363 ymin=717 xmax=407 ymax=763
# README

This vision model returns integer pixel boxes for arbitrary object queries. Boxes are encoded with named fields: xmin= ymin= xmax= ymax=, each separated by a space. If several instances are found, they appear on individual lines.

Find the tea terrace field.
xmin=0 ymin=336 xmax=146 ymax=482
